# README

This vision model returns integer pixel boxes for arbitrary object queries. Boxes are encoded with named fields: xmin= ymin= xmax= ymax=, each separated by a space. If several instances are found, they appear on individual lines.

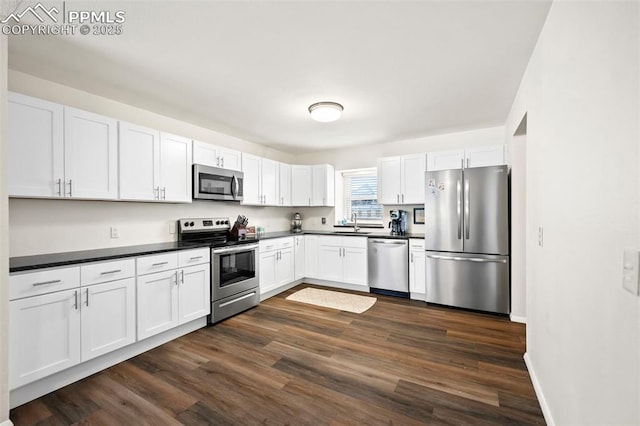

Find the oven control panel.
xmin=178 ymin=217 xmax=230 ymax=232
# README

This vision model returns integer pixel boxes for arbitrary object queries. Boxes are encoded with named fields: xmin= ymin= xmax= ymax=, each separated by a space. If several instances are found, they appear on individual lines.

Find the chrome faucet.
xmin=352 ymin=212 xmax=360 ymax=232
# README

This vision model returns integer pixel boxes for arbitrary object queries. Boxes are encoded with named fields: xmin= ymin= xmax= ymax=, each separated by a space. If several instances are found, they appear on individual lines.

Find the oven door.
xmin=212 ymin=244 xmax=259 ymax=300
xmin=193 ymin=164 xmax=243 ymax=201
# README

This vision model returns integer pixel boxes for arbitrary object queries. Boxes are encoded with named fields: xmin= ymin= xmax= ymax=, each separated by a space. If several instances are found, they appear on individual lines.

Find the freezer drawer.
xmin=426 ymin=251 xmax=509 ymax=314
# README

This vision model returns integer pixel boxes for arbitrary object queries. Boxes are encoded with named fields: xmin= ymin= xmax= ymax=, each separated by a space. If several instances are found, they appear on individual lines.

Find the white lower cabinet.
xmin=259 ymin=237 xmax=294 ymax=295
xmin=137 ymin=249 xmax=210 ymax=340
xmin=294 ymin=235 xmax=305 ymax=280
xmin=9 ymin=288 xmax=81 ymax=389
xmin=408 ymin=239 xmax=426 ymax=300
xmin=318 ymin=236 xmax=368 ymax=287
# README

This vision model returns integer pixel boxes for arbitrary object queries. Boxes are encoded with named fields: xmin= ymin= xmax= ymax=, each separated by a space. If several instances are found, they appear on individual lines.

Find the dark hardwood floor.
xmin=10 ymin=284 xmax=545 ymax=425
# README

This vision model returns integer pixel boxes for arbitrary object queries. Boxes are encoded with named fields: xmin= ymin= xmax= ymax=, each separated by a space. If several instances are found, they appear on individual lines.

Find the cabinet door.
xmin=192 ymin=140 xmax=219 ymax=168
xmin=159 ymin=133 xmax=192 ymax=203
xmin=9 ymin=289 xmax=81 ymax=389
xmin=401 ymin=154 xmax=426 ymax=204
xmin=409 ymin=250 xmax=426 ymax=298
xmin=259 ymin=251 xmax=278 ymax=293
xmin=294 ymin=235 xmax=305 ymax=280
xmin=137 ymin=270 xmax=179 ymax=340
xmin=277 ymin=248 xmax=295 ymax=286
xmin=81 ymin=278 xmax=136 ymax=361
xmin=119 ymin=122 xmax=160 ymax=201
xmin=377 ymin=156 xmax=401 ymax=204
xmin=242 ymin=153 xmax=262 ymax=205
xmin=318 ymin=245 xmax=343 ymax=282
xmin=312 ymin=164 xmax=334 ymax=206
xmin=291 ymin=165 xmax=312 ymax=206
xmin=279 ymin=163 xmax=292 ymax=206
xmin=64 ymin=107 xmax=118 ymax=199
xmin=261 ymin=158 xmax=279 ymax=206
xmin=304 ymin=235 xmax=319 ymax=278
xmin=426 ymin=149 xmax=465 ymax=172
xmin=218 ymin=147 xmax=242 ymax=171
xmin=465 ymin=145 xmax=506 ymax=168
xmin=8 ymin=93 xmax=64 ymax=198
xmin=342 ymin=247 xmax=368 ymax=286
xmin=178 ymin=264 xmax=211 ymax=324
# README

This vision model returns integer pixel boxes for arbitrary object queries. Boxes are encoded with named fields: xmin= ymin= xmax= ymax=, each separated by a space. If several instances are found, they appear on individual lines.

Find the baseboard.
xmin=510 ymin=314 xmax=527 ymax=324
xmin=260 ymin=279 xmax=302 ymax=301
xmin=524 ymin=352 xmax=555 ymax=426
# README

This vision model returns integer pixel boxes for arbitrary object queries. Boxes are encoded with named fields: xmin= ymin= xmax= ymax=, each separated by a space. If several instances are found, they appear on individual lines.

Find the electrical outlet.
xmin=623 ymin=248 xmax=640 ymax=296
xmin=538 ymin=226 xmax=543 ymax=247
xmin=321 ymin=217 xmax=326 ymax=225
xmin=110 ymin=227 xmax=119 ymax=239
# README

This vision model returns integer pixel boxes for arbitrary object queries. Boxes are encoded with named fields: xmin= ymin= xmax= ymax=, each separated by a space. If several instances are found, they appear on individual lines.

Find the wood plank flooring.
xmin=10 ymin=284 xmax=545 ymax=425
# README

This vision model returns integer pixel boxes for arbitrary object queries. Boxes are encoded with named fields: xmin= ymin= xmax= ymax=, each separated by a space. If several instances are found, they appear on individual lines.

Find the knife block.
xmin=230 ymin=223 xmax=247 ymax=240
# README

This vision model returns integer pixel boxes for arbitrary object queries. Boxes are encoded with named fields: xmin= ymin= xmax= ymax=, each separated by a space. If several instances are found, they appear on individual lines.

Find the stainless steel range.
xmin=178 ymin=217 xmax=259 ymax=324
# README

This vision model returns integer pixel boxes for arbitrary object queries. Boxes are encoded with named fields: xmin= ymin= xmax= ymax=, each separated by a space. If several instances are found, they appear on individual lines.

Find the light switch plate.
xmin=622 ymin=248 xmax=640 ymax=296
xmin=169 ymin=222 xmax=176 ymax=234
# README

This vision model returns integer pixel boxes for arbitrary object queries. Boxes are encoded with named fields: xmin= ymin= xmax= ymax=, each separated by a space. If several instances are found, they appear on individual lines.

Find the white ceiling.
xmin=7 ymin=1 xmax=551 ymax=154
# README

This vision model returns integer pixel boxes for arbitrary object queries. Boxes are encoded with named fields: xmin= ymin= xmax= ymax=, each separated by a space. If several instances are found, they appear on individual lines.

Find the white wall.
xmin=505 ymin=2 xmax=640 ymax=424
xmin=1 ymin=33 xmax=12 ymax=426
xmin=510 ymin=131 xmax=527 ymax=322
xmin=7 ymin=72 xmax=298 ymax=257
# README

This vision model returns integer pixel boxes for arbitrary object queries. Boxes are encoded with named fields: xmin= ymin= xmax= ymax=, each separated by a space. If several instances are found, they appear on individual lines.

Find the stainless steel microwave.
xmin=193 ymin=164 xmax=244 ymax=201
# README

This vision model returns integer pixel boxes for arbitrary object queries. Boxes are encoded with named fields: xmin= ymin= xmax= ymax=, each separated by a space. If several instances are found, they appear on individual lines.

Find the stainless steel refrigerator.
xmin=425 ymin=165 xmax=510 ymax=314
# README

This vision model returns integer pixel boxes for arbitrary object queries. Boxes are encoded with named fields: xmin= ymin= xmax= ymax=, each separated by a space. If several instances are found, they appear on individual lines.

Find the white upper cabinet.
xmin=8 ymin=93 xmax=64 ymax=198
xmin=64 ymin=108 xmax=119 ymax=200
xmin=426 ymin=145 xmax=506 ymax=171
xmin=159 ymin=132 xmax=192 ymax=203
xmin=8 ymin=93 xmax=118 ymax=200
xmin=312 ymin=164 xmax=335 ymax=206
xmin=291 ymin=165 xmax=312 ymax=206
xmin=241 ymin=153 xmax=280 ymax=206
xmin=279 ymin=163 xmax=292 ymax=207
xmin=119 ymin=122 xmax=160 ymax=201
xmin=377 ymin=153 xmax=426 ymax=205
xmin=192 ymin=140 xmax=242 ymax=171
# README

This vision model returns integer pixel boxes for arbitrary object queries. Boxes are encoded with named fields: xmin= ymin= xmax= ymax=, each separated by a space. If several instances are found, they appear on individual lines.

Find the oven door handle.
xmin=212 ymin=243 xmax=259 ymax=254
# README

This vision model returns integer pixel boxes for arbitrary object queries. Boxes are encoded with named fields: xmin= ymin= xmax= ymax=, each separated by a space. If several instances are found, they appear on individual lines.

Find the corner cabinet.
xmin=377 ymin=153 xmax=426 ymax=205
xmin=8 ymin=93 xmax=118 ymax=200
xmin=291 ymin=164 xmax=335 ymax=206
xmin=294 ymin=235 xmax=305 ymax=280
xmin=426 ymin=145 xmax=506 ymax=171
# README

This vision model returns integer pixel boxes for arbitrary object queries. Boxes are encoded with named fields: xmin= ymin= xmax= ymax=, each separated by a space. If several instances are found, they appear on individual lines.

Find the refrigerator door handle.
xmin=464 ymin=178 xmax=470 ymax=240
xmin=426 ymin=254 xmax=507 ymax=264
xmin=456 ymin=179 xmax=462 ymax=239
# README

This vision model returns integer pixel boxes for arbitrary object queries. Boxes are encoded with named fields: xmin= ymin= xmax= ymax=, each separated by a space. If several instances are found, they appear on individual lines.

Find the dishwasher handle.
xmin=370 ymin=239 xmax=407 ymax=245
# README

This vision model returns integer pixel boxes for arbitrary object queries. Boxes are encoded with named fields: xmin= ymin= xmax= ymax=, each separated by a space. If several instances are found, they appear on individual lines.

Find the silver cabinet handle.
xmin=180 ymin=270 xmax=184 ymax=284
xmin=308 ymin=197 xmax=311 ymax=206
xmin=85 ymin=288 xmax=89 ymax=307
xmin=461 ymin=158 xmax=464 ymax=169
xmin=189 ymin=256 xmax=203 ymax=261
xmin=74 ymin=290 xmax=79 ymax=310
xmin=56 ymin=178 xmax=62 ymax=196
xmin=155 ymin=187 xmax=160 ymax=200
xmin=32 ymin=279 xmax=61 ymax=287
xmin=67 ymin=179 xmax=73 ymax=197
xmin=216 ymin=156 xmax=220 ymax=166
xmin=410 ymin=253 xmax=414 ymax=263
xmin=456 ymin=179 xmax=462 ymax=240
xmin=100 ymin=269 xmax=122 ymax=275
xmin=464 ymin=178 xmax=470 ymax=240
xmin=401 ymin=194 xmax=404 ymax=203
xmin=466 ymin=158 xmax=469 ymax=168
xmin=162 ymin=187 xmax=166 ymax=200
xmin=426 ymin=254 xmax=507 ymax=263
xmin=221 ymin=157 xmax=224 ymax=168
xmin=175 ymin=270 xmax=179 ymax=285
xmin=397 ymin=194 xmax=399 ymax=203
xmin=152 ymin=261 xmax=169 ymax=266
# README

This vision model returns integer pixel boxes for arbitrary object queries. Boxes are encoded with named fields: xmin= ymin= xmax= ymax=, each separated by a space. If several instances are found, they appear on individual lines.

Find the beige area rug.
xmin=286 ymin=287 xmax=377 ymax=314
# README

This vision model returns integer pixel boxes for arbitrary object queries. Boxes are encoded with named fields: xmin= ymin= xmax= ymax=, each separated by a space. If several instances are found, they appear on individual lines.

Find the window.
xmin=341 ymin=168 xmax=383 ymax=224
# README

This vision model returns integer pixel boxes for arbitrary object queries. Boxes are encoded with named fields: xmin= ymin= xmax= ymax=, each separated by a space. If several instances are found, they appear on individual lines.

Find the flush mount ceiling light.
xmin=308 ymin=101 xmax=343 ymax=123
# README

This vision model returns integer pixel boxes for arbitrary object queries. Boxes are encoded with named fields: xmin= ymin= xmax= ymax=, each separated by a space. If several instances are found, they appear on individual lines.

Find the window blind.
xmin=343 ymin=169 xmax=383 ymax=222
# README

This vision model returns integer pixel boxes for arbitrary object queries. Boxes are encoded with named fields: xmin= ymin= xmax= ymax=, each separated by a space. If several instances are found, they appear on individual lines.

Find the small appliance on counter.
xmin=389 ymin=210 xmax=408 ymax=236
xmin=291 ymin=212 xmax=303 ymax=233
xmin=178 ymin=217 xmax=259 ymax=324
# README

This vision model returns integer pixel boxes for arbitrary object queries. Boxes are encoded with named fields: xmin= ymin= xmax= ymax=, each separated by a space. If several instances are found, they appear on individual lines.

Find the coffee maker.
xmin=389 ymin=210 xmax=408 ymax=236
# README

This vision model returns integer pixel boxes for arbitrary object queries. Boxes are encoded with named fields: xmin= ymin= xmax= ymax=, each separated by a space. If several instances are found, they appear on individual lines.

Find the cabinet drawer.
xmin=137 ymin=252 xmax=178 ymax=275
xmin=10 ymin=266 xmax=80 ymax=300
xmin=81 ymin=259 xmax=135 ymax=286
xmin=178 ymin=248 xmax=210 ymax=267
xmin=260 ymin=237 xmax=293 ymax=253
xmin=409 ymin=238 xmax=425 ymax=250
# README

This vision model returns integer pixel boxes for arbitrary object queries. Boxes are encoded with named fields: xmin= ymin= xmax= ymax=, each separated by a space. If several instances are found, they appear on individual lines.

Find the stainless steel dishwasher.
xmin=367 ymin=238 xmax=409 ymax=297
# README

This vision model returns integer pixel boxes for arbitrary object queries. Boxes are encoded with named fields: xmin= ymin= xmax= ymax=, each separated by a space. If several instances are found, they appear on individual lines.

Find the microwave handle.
xmin=231 ymin=175 xmax=238 ymax=199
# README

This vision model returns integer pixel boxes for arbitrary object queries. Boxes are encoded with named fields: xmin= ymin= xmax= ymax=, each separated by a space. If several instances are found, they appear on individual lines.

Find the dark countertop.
xmin=9 ymin=240 xmax=212 ymax=273
xmin=10 ymin=230 xmax=425 ymax=273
